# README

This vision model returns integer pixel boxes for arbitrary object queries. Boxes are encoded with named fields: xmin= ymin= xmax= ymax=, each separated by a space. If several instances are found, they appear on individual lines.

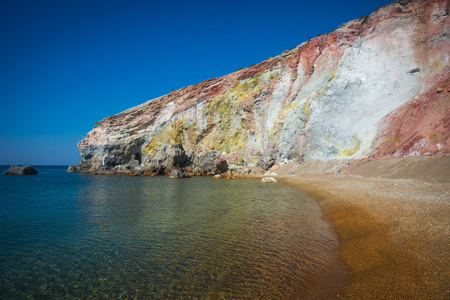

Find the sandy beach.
xmin=261 ymin=155 xmax=449 ymax=299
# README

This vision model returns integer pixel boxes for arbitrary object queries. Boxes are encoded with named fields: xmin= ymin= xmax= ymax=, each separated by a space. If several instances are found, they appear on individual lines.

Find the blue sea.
xmin=0 ymin=166 xmax=340 ymax=299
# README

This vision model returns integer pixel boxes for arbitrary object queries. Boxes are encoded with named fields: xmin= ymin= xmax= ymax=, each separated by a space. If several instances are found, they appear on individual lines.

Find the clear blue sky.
xmin=0 ymin=0 xmax=393 ymax=165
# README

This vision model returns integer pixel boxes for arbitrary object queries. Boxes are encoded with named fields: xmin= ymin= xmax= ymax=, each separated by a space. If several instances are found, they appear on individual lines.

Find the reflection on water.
xmin=0 ymin=168 xmax=339 ymax=299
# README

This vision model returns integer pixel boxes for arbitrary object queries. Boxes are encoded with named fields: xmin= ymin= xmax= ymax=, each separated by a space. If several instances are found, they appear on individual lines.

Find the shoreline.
xmin=271 ymin=156 xmax=450 ymax=298
xmin=66 ymin=155 xmax=449 ymax=297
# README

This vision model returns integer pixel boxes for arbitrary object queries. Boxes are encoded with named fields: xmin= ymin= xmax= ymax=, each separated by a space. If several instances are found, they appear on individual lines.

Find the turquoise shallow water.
xmin=0 ymin=166 xmax=338 ymax=299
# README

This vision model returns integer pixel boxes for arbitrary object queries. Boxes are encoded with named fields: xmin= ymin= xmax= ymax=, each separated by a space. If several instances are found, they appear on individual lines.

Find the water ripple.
xmin=0 ymin=169 xmax=340 ymax=299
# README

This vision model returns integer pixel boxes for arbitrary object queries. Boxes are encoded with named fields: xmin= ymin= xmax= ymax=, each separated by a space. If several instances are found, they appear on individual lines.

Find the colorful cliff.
xmin=73 ymin=0 xmax=450 ymax=174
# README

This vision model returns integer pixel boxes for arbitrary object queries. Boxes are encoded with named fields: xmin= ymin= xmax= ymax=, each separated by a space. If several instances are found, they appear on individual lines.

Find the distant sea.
xmin=0 ymin=165 xmax=338 ymax=299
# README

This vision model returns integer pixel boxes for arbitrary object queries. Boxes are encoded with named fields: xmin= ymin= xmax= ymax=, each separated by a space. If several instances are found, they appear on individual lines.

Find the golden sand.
xmin=256 ymin=156 xmax=450 ymax=299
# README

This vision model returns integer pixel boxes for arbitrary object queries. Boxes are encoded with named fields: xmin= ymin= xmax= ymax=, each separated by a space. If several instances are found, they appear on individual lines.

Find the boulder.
xmin=169 ymin=169 xmax=191 ymax=179
xmin=261 ymin=177 xmax=278 ymax=183
xmin=169 ymin=169 xmax=181 ymax=178
xmin=150 ymin=144 xmax=188 ymax=174
xmin=256 ymin=149 xmax=280 ymax=170
xmin=215 ymin=157 xmax=229 ymax=173
xmin=67 ymin=165 xmax=79 ymax=172
xmin=127 ymin=154 xmax=142 ymax=170
xmin=257 ymin=156 xmax=276 ymax=170
xmin=4 ymin=165 xmax=38 ymax=175
xmin=229 ymin=166 xmax=252 ymax=175
xmin=196 ymin=151 xmax=229 ymax=174
xmin=180 ymin=172 xmax=191 ymax=178
xmin=256 ymin=148 xmax=290 ymax=170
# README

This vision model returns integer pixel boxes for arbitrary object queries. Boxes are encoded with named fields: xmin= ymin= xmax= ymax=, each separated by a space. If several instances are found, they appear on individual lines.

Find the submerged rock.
xmin=4 ymin=165 xmax=38 ymax=175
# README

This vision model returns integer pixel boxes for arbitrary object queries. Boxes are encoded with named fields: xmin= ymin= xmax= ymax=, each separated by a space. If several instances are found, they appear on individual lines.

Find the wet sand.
xmin=255 ymin=155 xmax=450 ymax=298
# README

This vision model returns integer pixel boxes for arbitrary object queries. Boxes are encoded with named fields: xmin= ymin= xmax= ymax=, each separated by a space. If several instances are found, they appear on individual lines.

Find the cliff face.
xmin=76 ymin=0 xmax=449 ymax=173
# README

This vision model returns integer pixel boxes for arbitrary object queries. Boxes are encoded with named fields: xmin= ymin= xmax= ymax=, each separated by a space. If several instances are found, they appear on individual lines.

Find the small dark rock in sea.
xmin=4 ymin=165 xmax=38 ymax=175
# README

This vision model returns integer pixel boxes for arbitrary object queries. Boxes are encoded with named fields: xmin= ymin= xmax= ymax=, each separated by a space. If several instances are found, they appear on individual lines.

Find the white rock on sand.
xmin=261 ymin=177 xmax=278 ymax=183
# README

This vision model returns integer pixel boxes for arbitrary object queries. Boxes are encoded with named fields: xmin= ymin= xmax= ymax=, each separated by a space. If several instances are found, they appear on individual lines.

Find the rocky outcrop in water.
xmin=4 ymin=165 xmax=38 ymax=175
xmin=71 ymin=0 xmax=449 ymax=174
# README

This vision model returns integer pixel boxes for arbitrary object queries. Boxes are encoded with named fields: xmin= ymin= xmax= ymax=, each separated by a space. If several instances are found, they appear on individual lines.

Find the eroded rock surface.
xmin=146 ymin=144 xmax=187 ymax=174
xmin=73 ymin=0 xmax=449 ymax=174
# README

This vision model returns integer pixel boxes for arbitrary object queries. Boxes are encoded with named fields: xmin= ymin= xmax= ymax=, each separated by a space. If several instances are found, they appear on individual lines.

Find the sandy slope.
xmin=266 ymin=155 xmax=449 ymax=298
